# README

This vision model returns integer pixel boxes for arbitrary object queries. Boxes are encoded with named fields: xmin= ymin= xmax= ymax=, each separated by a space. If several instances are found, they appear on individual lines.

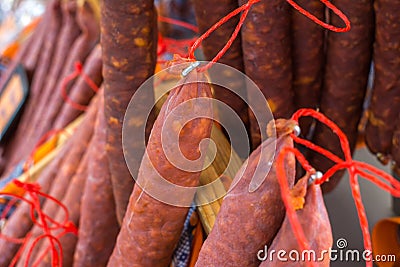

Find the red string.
xmin=8 ymin=231 xmax=34 ymax=267
xmin=32 ymin=224 xmax=77 ymax=267
xmin=156 ymin=16 xmax=198 ymax=61
xmin=30 ymin=198 xmax=58 ymax=267
xmin=188 ymin=0 xmax=257 ymax=71
xmin=162 ymin=37 xmax=197 ymax=57
xmin=158 ymin=33 xmax=167 ymax=56
xmin=276 ymin=147 xmax=317 ymax=267
xmin=30 ymin=235 xmax=60 ymax=267
xmin=0 ymin=66 xmax=84 ymax=265
xmin=158 ymin=16 xmax=199 ymax=33
xmin=30 ymin=191 xmax=71 ymax=230
xmin=1 ymin=197 xmax=19 ymax=220
xmin=0 ymin=181 xmax=77 ymax=267
xmin=60 ymin=62 xmax=99 ymax=112
xmin=286 ymin=0 xmax=350 ymax=32
xmin=0 ymin=108 xmax=79 ymax=265
xmin=275 ymin=108 xmax=400 ymax=267
xmin=187 ymin=0 xmax=351 ymax=72
xmin=157 ymin=19 xmax=198 ymax=61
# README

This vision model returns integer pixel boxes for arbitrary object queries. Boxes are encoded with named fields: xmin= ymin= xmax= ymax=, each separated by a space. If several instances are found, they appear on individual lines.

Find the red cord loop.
xmin=188 ymin=0 xmax=259 ymax=71
xmin=157 ymin=17 xmax=198 ymax=61
xmin=13 ymin=180 xmax=41 ymax=192
xmin=286 ymin=0 xmax=351 ymax=32
xmin=276 ymin=148 xmax=317 ymax=267
xmin=0 ymin=180 xmax=77 ymax=267
xmin=187 ymin=0 xmax=351 ymax=72
xmin=277 ymin=108 xmax=400 ymax=267
xmin=60 ymin=61 xmax=99 ymax=112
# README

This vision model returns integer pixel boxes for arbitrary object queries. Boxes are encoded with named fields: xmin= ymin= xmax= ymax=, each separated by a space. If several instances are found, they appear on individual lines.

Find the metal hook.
xmin=181 ymin=61 xmax=200 ymax=77
xmin=309 ymin=171 xmax=323 ymax=185
xmin=293 ymin=125 xmax=301 ymax=137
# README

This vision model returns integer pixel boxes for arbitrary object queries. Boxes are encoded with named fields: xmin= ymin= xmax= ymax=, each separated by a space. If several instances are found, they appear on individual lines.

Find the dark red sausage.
xmin=196 ymin=119 xmax=296 ymax=267
xmin=292 ymin=0 xmax=325 ymax=136
xmin=365 ymin=0 xmax=400 ymax=162
xmin=1 ymin=0 xmax=63 ymax=175
xmin=158 ymin=0 xmax=196 ymax=39
xmin=2 ymin=1 xmax=97 ymax=175
xmin=259 ymin=176 xmax=332 ymax=266
xmin=34 ymin=94 xmax=100 ymax=265
xmin=310 ymin=0 xmax=374 ymax=192
xmin=22 ymin=0 xmax=81 ymax=133
xmin=73 ymin=93 xmax=119 ymax=267
xmin=33 ymin=153 xmax=90 ymax=267
xmin=0 ymin=144 xmax=68 ymax=267
xmin=22 ymin=0 xmax=81 ymax=142
xmin=15 ymin=96 xmax=98 ymax=266
xmin=21 ymin=1 xmax=56 ymax=76
xmin=34 ymin=0 xmax=80 ymax=100
xmin=53 ymin=44 xmax=102 ymax=129
xmin=392 ymin=127 xmax=400 ymax=166
xmin=240 ymin=0 xmax=294 ymax=150
xmin=193 ymin=0 xmax=250 ymax=154
xmin=13 ymin=0 xmax=70 ymax=134
xmin=107 ymin=69 xmax=213 ymax=267
xmin=101 ymin=0 xmax=158 ymax=224
xmin=20 ymin=0 xmax=79 ymax=135
xmin=32 ymin=1 xmax=100 ymax=144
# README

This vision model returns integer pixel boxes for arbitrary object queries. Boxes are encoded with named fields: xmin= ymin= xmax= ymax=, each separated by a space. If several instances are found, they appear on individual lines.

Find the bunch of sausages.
xmin=0 ymin=0 xmax=102 ymax=178
xmin=0 ymin=1 xmax=110 ymax=265
xmin=193 ymin=0 xmax=379 ymax=193
xmin=196 ymin=120 xmax=332 ymax=267
xmin=0 ymin=0 xmax=399 ymax=266
xmin=0 ymin=94 xmax=121 ymax=267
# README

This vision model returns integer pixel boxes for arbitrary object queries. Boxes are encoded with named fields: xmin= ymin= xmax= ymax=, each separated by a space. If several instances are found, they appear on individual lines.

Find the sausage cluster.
xmin=1 ymin=0 xmax=399 ymax=266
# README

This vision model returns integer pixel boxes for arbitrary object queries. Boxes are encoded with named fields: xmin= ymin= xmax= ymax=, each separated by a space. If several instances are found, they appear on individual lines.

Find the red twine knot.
xmin=74 ymin=62 xmax=83 ymax=72
xmin=60 ymin=61 xmax=99 ymax=111
xmin=187 ymin=0 xmax=350 ymax=72
xmin=276 ymin=108 xmax=400 ymax=267
xmin=13 ymin=180 xmax=41 ymax=192
xmin=63 ymin=221 xmax=78 ymax=235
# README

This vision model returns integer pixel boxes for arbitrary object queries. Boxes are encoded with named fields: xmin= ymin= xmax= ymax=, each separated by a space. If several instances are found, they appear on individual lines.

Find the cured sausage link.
xmin=196 ymin=119 xmax=296 ymax=267
xmin=240 ymin=0 xmax=294 ymax=149
xmin=310 ymin=0 xmax=374 ymax=192
xmin=193 ymin=0 xmax=250 ymax=156
xmin=101 ymin=0 xmax=158 ymax=224
xmin=108 ymin=69 xmax=213 ymax=267
xmin=366 ymin=0 xmax=400 ymax=161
